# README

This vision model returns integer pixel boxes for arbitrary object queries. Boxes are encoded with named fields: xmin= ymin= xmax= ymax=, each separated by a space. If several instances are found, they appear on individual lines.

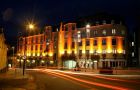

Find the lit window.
xmin=132 ymin=52 xmax=134 ymax=57
xmin=102 ymin=50 xmax=106 ymax=54
xmin=78 ymin=34 xmax=80 ymax=38
xmin=94 ymin=30 xmax=98 ymax=35
xmin=102 ymin=30 xmax=106 ymax=35
xmin=112 ymin=49 xmax=117 ymax=54
xmin=132 ymin=42 xmax=134 ymax=46
xmin=112 ymin=29 xmax=116 ymax=34
xmin=86 ymin=29 xmax=90 ymax=33
xmin=123 ymin=50 xmax=125 ymax=54
xmin=86 ymin=24 xmax=90 ymax=28
xmin=78 ymin=31 xmax=81 ymax=34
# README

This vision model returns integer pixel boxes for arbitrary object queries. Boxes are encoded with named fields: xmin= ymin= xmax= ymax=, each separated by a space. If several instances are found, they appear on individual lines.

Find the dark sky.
xmin=0 ymin=0 xmax=140 ymax=46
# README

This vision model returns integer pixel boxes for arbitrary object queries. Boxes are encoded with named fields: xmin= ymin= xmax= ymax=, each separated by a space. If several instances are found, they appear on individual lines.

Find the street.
xmin=27 ymin=69 xmax=140 ymax=90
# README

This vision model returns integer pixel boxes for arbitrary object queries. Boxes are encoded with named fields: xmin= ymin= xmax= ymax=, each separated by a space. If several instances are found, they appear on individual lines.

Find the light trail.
xmin=44 ymin=69 xmax=140 ymax=84
xmin=27 ymin=69 xmax=140 ymax=86
xmin=46 ymin=71 xmax=97 ymax=90
xmin=39 ymin=69 xmax=131 ymax=90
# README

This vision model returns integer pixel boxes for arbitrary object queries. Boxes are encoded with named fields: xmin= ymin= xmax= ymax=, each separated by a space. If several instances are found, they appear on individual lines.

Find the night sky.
xmin=0 ymin=0 xmax=140 ymax=46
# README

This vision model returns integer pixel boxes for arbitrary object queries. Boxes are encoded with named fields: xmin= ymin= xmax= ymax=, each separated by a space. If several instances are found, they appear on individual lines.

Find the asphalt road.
xmin=27 ymin=69 xmax=140 ymax=90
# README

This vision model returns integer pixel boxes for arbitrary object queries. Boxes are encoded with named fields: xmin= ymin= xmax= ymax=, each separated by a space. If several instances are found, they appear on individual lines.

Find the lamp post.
xmin=12 ymin=46 xmax=15 ymax=68
xmin=23 ymin=23 xmax=35 ymax=76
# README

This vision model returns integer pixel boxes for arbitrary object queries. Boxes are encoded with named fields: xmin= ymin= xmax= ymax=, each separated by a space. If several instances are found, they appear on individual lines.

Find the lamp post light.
xmin=23 ymin=23 xmax=35 ymax=76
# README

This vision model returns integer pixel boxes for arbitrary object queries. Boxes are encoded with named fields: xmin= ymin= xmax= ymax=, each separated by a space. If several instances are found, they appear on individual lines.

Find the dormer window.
xmin=102 ymin=30 xmax=106 ymax=35
xmin=112 ymin=29 xmax=116 ymax=34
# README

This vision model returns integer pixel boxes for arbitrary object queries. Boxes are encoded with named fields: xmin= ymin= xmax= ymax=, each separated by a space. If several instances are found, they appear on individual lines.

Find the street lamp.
xmin=23 ymin=23 xmax=35 ymax=76
xmin=28 ymin=24 xmax=34 ymax=30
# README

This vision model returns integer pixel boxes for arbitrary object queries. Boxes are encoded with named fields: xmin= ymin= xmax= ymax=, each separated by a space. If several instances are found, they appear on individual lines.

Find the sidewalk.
xmin=0 ymin=68 xmax=36 ymax=90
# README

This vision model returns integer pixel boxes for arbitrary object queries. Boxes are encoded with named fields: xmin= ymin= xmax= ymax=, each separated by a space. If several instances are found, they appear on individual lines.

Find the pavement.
xmin=0 ymin=68 xmax=36 ymax=90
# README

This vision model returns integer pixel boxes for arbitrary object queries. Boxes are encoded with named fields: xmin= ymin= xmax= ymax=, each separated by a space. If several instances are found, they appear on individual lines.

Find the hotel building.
xmin=17 ymin=20 xmax=127 ymax=69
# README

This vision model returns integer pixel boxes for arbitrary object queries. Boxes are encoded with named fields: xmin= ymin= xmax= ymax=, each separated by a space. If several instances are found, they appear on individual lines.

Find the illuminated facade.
xmin=17 ymin=20 xmax=127 ymax=69
xmin=0 ymin=30 xmax=7 ymax=72
xmin=60 ymin=22 xmax=127 ymax=69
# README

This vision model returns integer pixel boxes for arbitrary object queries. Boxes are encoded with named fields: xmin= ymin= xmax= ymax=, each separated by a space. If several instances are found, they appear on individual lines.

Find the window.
xmin=94 ymin=30 xmax=98 ymax=35
xmin=64 ymin=42 xmax=67 ymax=49
xmin=31 ymin=37 xmax=34 ymax=43
xmin=64 ymin=51 xmax=67 ymax=54
xmin=65 ymin=25 xmax=68 ymax=31
xmin=81 ymin=31 xmax=86 ymax=38
xmin=102 ymin=39 xmax=106 ymax=45
xmin=132 ymin=52 xmax=134 ymax=57
xmin=79 ymin=41 xmax=82 ymax=46
xmin=102 ymin=50 xmax=106 ymax=54
xmin=132 ymin=42 xmax=134 ymax=46
xmin=102 ymin=30 xmax=106 ymax=35
xmin=112 ymin=29 xmax=116 ymax=34
xmin=86 ymin=40 xmax=90 ymax=46
xmin=64 ymin=32 xmax=68 ymax=39
xmin=121 ymin=30 xmax=125 ymax=35
xmin=94 ymin=40 xmax=97 ymax=46
xmin=31 ymin=45 xmax=33 ymax=50
xmin=86 ymin=30 xmax=90 ymax=38
xmin=112 ymin=49 xmax=117 ymax=54
xmin=72 ymin=25 xmax=75 ymax=30
xmin=40 ymin=36 xmax=43 ymax=43
xmin=40 ymin=45 xmax=42 ymax=50
xmin=112 ymin=38 xmax=116 ymax=45
xmin=79 ymin=50 xmax=82 ymax=55
xmin=72 ymin=42 xmax=75 ymax=48
xmin=36 ymin=37 xmax=38 ymax=43
xmin=36 ymin=45 xmax=38 ymax=50
xmin=123 ymin=50 xmax=126 ymax=54
xmin=72 ymin=51 xmax=75 ymax=54
xmin=86 ymin=50 xmax=89 ymax=55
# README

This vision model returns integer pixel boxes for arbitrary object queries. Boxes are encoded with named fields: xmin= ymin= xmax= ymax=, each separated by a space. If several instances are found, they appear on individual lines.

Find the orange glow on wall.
xmin=37 ymin=53 xmax=40 ymax=56
xmin=107 ymin=37 xmax=112 ymax=53
xmin=67 ymin=30 xmax=72 ymax=54
xmin=58 ymin=23 xmax=64 ymax=56
xmin=49 ymin=52 xmax=53 ymax=56
xmin=43 ymin=53 xmax=46 ymax=56
xmin=33 ymin=53 xmax=35 ymax=56
xmin=90 ymin=38 xmax=94 ymax=54
xmin=117 ymin=37 xmax=123 ymax=53
xmin=82 ymin=39 xmax=85 ymax=54
xmin=97 ymin=37 xmax=102 ymax=53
